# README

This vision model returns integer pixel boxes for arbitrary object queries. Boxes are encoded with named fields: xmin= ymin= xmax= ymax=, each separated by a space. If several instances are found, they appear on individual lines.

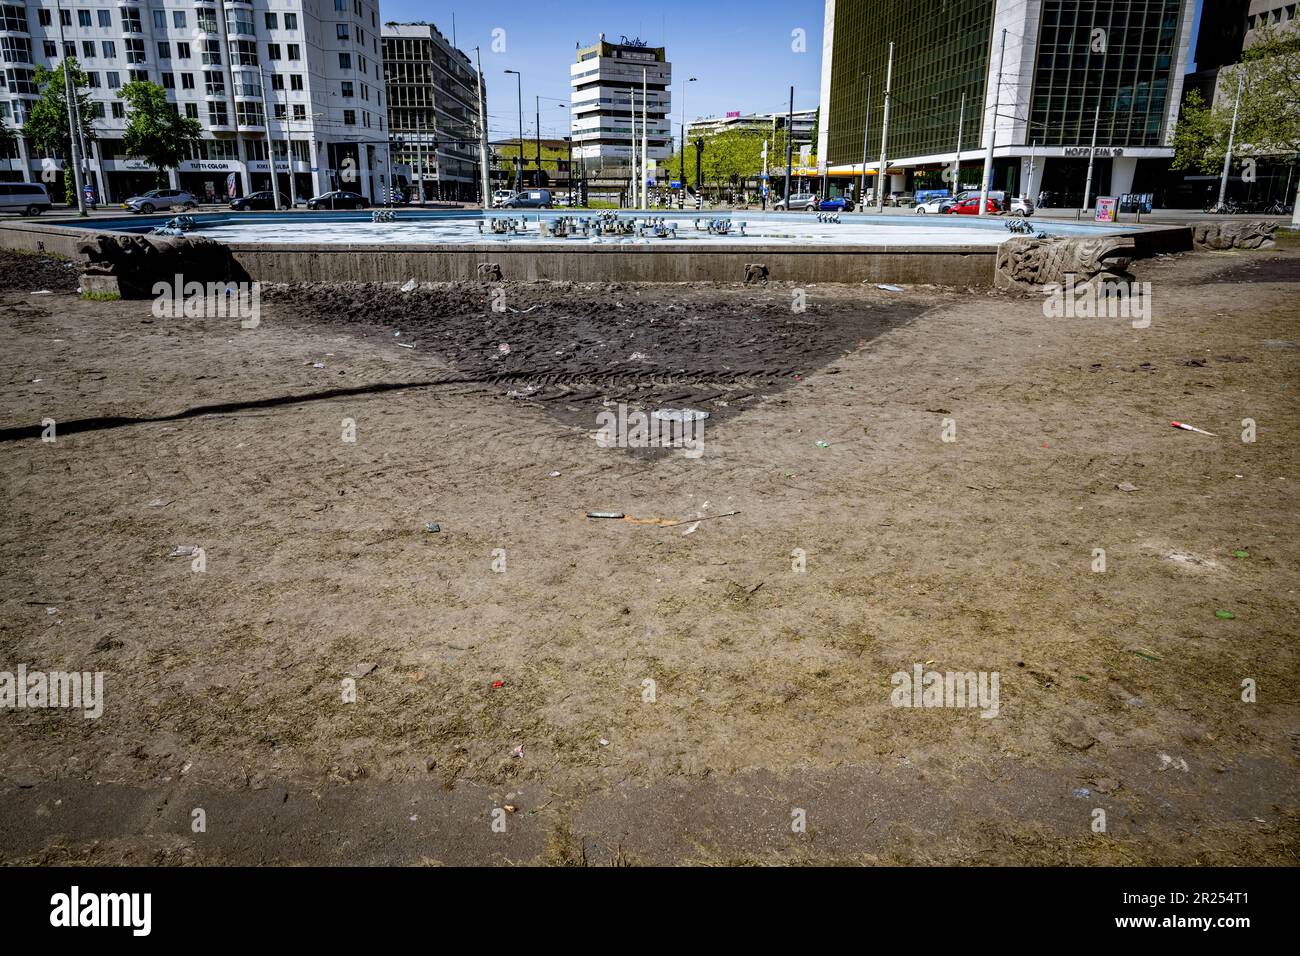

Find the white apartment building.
xmin=0 ymin=0 xmax=389 ymax=203
xmin=569 ymin=33 xmax=671 ymax=169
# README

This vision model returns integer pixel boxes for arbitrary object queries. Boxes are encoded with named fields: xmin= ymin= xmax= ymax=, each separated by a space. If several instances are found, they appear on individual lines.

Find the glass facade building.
xmin=826 ymin=0 xmax=993 ymax=166
xmin=819 ymin=0 xmax=1196 ymax=205
xmin=1030 ymin=0 xmax=1183 ymax=147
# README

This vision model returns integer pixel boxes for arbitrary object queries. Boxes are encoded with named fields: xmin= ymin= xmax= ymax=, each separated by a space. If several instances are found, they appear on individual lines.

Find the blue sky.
xmin=378 ymin=0 xmax=826 ymax=141
xmin=378 ymin=0 xmax=1207 ymax=140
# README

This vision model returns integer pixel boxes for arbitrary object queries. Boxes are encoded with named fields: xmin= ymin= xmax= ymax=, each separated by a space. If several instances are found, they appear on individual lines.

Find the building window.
xmin=287 ymin=44 xmax=300 ymax=60
xmin=343 ymin=109 xmax=356 ymax=125
xmin=265 ymin=12 xmax=278 ymax=29
xmin=233 ymin=71 xmax=259 ymax=97
xmin=204 ymin=71 xmax=224 ymax=96
xmin=336 ymin=24 xmax=350 ymax=41
xmin=158 ymin=42 xmax=172 ymax=60
xmin=202 ymin=41 xmax=222 ymax=66
xmin=232 ymin=41 xmax=258 ymax=67
xmin=77 ymin=10 xmax=92 ymax=27
xmin=89 ymin=101 xmax=104 ymax=118
xmin=176 ymin=42 xmax=191 ymax=60
xmin=181 ymin=73 xmax=195 ymax=90
xmin=82 ymin=41 xmax=95 ymax=59
xmin=290 ymin=74 xmax=303 ymax=91
xmin=186 ymin=102 xmax=199 ymax=120
xmin=174 ymin=11 xmax=187 ymax=29
xmin=293 ymin=103 xmax=305 ymax=120
xmin=37 ymin=9 xmax=50 ymax=27
xmin=43 ymin=40 xmax=56 ymax=58
xmin=285 ymin=13 xmax=298 ymax=30
xmin=341 ymin=81 xmax=354 ymax=98
xmin=267 ymin=43 xmax=282 ymax=60
xmin=63 ymin=41 xmax=75 ymax=58
xmin=338 ymin=53 xmax=351 ymax=69
xmin=198 ymin=10 xmax=218 ymax=34
xmin=274 ymin=103 xmax=286 ymax=120
xmin=125 ymin=39 xmax=146 ymax=64
xmin=97 ymin=10 xmax=111 ymax=28
xmin=121 ymin=9 xmax=141 ymax=33
xmin=86 ymin=72 xmax=100 ymax=88
xmin=161 ymin=73 xmax=175 ymax=89
xmin=235 ymin=101 xmax=264 ymax=126
xmin=106 ymin=71 xmax=120 ymax=89
xmin=58 ymin=9 xmax=70 ymax=27
xmin=152 ymin=10 xmax=165 ymax=29
xmin=270 ymin=74 xmax=284 ymax=90
xmin=111 ymin=101 xmax=125 ymax=119
xmin=102 ymin=41 xmax=116 ymax=59
xmin=334 ymin=0 xmax=346 ymax=10
xmin=208 ymin=101 xmax=227 ymax=126
xmin=129 ymin=69 xmax=148 ymax=83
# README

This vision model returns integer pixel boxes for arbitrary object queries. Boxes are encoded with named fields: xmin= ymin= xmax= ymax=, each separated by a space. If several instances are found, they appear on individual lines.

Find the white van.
xmin=0 ymin=181 xmax=52 ymax=216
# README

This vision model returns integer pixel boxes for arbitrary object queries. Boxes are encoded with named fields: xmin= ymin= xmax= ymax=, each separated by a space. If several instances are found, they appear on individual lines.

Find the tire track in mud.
xmin=265 ymin=281 xmax=934 ymax=429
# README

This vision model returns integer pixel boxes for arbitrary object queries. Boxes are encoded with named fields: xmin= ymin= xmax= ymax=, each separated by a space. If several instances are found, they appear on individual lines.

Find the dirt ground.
xmin=0 ymin=239 xmax=1297 ymax=866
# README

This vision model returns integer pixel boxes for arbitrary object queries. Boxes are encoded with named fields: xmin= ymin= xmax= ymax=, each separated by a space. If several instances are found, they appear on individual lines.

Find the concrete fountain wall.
xmin=0 ymin=214 xmax=1193 ymax=287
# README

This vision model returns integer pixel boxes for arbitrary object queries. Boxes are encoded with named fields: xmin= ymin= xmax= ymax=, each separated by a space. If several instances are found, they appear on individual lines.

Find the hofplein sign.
xmin=1063 ymin=146 xmax=1125 ymax=158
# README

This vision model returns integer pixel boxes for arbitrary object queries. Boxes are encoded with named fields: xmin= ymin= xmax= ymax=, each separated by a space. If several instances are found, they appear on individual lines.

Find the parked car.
xmin=913 ymin=197 xmax=949 ymax=214
xmin=817 ymin=196 xmax=855 ymax=212
xmin=0 ymin=181 xmax=52 ymax=216
xmin=229 ymin=191 xmax=292 ymax=211
xmin=306 ymin=190 xmax=369 ymax=210
xmin=490 ymin=189 xmax=515 ymax=208
xmin=1007 ymin=197 xmax=1034 ymax=216
xmin=502 ymin=188 xmax=553 ymax=209
xmin=774 ymin=191 xmax=818 ymax=211
xmin=122 ymin=188 xmax=198 ymax=213
xmin=945 ymin=197 xmax=1001 ymax=215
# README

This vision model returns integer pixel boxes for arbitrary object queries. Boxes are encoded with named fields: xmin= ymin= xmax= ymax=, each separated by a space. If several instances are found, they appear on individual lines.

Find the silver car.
xmin=122 ymin=188 xmax=199 ymax=213
xmin=775 ymin=192 xmax=818 ymax=211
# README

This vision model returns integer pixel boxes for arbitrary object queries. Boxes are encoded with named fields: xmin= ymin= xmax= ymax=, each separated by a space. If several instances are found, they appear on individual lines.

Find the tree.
xmin=24 ymin=60 xmax=97 ymax=205
xmin=1174 ymin=25 xmax=1300 ymax=224
xmin=665 ymin=128 xmax=792 ymax=193
xmin=119 ymin=80 xmax=203 ymax=188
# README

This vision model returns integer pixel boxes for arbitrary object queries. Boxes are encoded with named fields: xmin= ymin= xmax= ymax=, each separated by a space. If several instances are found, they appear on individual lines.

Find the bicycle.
xmin=1204 ymin=199 xmax=1240 ymax=214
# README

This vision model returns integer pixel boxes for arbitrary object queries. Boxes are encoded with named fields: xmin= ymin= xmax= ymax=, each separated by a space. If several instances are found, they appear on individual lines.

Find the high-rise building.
xmin=0 ymin=0 xmax=390 ymax=204
xmin=818 ymin=0 xmax=1197 ymax=205
xmin=570 ymin=33 xmax=671 ymax=170
xmin=382 ymin=22 xmax=485 ymax=203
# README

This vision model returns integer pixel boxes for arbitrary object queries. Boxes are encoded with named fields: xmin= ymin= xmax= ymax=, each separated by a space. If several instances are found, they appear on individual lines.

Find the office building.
xmin=382 ymin=21 xmax=485 ymax=202
xmin=570 ymin=33 xmax=671 ymax=169
xmin=0 ymin=0 xmax=390 ymax=203
xmin=818 ymin=0 xmax=1197 ymax=205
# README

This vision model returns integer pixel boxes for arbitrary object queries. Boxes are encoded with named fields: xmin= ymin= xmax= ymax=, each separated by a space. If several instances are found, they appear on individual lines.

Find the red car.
xmin=945 ymin=197 xmax=1001 ymax=215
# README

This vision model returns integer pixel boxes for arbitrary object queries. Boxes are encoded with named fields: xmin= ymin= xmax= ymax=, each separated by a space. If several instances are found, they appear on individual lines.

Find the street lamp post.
xmin=504 ymin=70 xmax=524 ymax=192
xmin=686 ymin=76 xmax=696 ymax=209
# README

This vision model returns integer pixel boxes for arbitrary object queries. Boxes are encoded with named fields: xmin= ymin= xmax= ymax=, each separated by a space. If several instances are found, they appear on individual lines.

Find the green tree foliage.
xmin=25 ymin=60 xmax=97 ymax=204
xmin=494 ymin=139 xmax=570 ymax=185
xmin=119 ymin=80 xmax=203 ymax=187
xmin=1174 ymin=26 xmax=1299 ymax=171
xmin=664 ymin=128 xmax=792 ymax=190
